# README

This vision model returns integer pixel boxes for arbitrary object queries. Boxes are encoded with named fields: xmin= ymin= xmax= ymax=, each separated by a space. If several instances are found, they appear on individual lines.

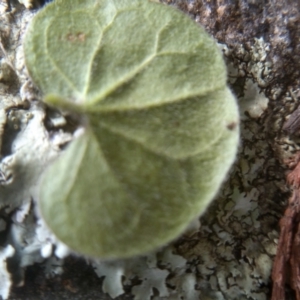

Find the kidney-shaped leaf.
xmin=24 ymin=0 xmax=239 ymax=258
xmin=24 ymin=0 xmax=227 ymax=108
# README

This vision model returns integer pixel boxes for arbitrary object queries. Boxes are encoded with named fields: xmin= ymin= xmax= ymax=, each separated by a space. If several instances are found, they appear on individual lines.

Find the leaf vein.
xmin=87 ymin=87 xmax=226 ymax=112
xmin=88 ymin=53 xmax=156 ymax=105
xmin=44 ymin=20 xmax=81 ymax=94
xmin=83 ymin=11 xmax=118 ymax=96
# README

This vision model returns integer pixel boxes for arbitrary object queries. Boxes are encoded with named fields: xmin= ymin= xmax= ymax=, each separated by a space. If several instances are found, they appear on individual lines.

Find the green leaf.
xmin=25 ymin=0 xmax=239 ymax=258
xmin=24 ymin=0 xmax=227 ymax=109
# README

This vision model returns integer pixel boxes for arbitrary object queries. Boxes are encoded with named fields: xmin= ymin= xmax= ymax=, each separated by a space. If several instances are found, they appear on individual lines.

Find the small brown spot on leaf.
xmin=65 ymin=32 xmax=86 ymax=43
xmin=227 ymin=122 xmax=237 ymax=130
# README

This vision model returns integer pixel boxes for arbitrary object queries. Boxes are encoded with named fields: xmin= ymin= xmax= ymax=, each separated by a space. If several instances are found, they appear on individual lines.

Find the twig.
xmin=272 ymin=161 xmax=300 ymax=299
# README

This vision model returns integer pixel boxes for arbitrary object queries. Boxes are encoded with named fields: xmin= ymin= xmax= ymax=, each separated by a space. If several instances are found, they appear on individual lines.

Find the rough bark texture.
xmin=0 ymin=0 xmax=300 ymax=299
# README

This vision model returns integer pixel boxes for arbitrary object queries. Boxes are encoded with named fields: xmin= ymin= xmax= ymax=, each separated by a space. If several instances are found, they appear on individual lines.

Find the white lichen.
xmin=239 ymin=80 xmax=269 ymax=119
xmin=0 ymin=245 xmax=15 ymax=300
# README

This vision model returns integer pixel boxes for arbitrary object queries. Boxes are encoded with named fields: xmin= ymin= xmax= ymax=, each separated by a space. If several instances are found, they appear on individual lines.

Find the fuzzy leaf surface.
xmin=25 ymin=0 xmax=240 ymax=258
